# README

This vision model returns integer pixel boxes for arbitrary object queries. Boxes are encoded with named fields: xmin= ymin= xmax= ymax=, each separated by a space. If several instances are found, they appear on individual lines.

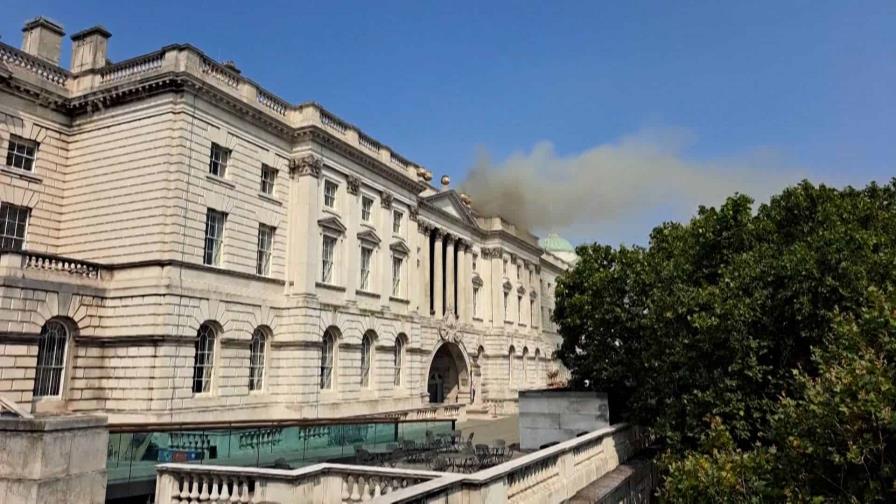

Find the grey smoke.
xmin=459 ymin=127 xmax=804 ymax=244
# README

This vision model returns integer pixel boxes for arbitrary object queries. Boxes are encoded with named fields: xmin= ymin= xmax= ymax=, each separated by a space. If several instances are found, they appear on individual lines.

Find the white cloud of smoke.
xmin=459 ymin=127 xmax=804 ymax=245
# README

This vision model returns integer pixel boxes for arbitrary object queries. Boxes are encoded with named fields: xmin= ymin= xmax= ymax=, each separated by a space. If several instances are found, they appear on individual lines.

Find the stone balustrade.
xmin=99 ymin=51 xmax=164 ymax=83
xmin=0 ymin=42 xmax=70 ymax=87
xmin=1 ymin=249 xmax=102 ymax=279
xmin=155 ymin=463 xmax=442 ymax=504
xmin=2 ymin=40 xmax=424 ymax=183
xmin=154 ymin=424 xmax=644 ymax=504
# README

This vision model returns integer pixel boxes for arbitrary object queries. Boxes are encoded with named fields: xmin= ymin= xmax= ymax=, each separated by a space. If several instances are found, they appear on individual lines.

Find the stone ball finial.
xmin=440 ymin=175 xmax=451 ymax=187
xmin=460 ymin=193 xmax=471 ymax=206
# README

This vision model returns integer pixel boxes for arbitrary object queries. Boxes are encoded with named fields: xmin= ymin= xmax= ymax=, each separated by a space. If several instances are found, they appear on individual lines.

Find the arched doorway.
xmin=426 ymin=342 xmax=470 ymax=404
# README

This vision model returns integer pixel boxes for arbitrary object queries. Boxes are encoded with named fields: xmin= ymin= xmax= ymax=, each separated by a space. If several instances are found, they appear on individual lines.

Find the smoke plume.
xmin=459 ymin=127 xmax=804 ymax=244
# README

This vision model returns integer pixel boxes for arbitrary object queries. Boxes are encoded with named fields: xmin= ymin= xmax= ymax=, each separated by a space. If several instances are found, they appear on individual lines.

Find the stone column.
xmin=464 ymin=243 xmax=474 ymax=323
xmin=288 ymin=155 xmax=323 ymax=294
xmin=419 ymin=224 xmax=431 ymax=315
xmin=433 ymin=230 xmax=444 ymax=317
xmin=445 ymin=236 xmax=456 ymax=316
xmin=456 ymin=243 xmax=466 ymax=321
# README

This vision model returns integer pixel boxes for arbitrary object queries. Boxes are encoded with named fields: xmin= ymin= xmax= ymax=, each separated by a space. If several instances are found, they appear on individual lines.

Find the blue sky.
xmin=3 ymin=1 xmax=894 ymax=245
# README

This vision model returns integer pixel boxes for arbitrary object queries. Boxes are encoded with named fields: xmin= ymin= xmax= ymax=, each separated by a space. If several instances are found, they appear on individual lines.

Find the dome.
xmin=539 ymin=233 xmax=575 ymax=253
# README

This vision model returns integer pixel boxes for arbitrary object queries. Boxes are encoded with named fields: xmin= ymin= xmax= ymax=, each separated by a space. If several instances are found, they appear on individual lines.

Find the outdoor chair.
xmin=493 ymin=438 xmax=507 ymax=458
xmin=475 ymin=443 xmax=493 ymax=466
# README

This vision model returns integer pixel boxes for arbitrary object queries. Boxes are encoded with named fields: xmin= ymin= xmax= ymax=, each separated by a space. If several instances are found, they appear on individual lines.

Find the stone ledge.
xmin=0 ymin=414 xmax=107 ymax=432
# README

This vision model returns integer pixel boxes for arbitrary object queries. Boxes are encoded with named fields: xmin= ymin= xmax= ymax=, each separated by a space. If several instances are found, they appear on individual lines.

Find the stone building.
xmin=0 ymin=17 xmax=575 ymax=424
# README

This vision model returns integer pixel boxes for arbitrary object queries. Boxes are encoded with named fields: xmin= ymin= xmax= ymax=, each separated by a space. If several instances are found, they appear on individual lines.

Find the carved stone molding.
xmin=481 ymin=247 xmax=503 ymax=259
xmin=438 ymin=311 xmax=462 ymax=344
xmin=529 ymin=290 xmax=538 ymax=300
xmin=289 ymin=154 xmax=322 ymax=178
xmin=380 ymin=192 xmax=393 ymax=209
xmin=409 ymin=206 xmax=419 ymax=222
xmin=517 ymin=285 xmax=526 ymax=295
xmin=346 ymin=175 xmax=361 ymax=195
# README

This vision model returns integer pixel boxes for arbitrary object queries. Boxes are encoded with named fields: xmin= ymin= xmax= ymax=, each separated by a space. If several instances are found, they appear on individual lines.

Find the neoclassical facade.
xmin=0 ymin=18 xmax=573 ymax=424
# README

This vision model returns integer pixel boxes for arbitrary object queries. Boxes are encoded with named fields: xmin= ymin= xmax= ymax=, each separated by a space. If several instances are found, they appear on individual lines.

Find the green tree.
xmin=554 ymin=180 xmax=896 ymax=501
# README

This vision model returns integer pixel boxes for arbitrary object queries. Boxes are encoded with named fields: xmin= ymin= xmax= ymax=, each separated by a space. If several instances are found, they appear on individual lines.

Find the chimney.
xmin=70 ymin=26 xmax=111 ymax=73
xmin=21 ymin=17 xmax=65 ymax=66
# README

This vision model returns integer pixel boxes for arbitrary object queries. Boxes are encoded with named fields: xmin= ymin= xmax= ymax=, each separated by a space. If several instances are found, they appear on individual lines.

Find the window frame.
xmin=260 ymin=164 xmax=277 ymax=195
xmin=209 ymin=143 xmax=230 ymax=178
xmin=359 ymin=245 xmax=373 ymax=291
xmin=320 ymin=330 xmax=336 ymax=390
xmin=321 ymin=235 xmax=337 ymax=283
xmin=5 ymin=135 xmax=38 ymax=172
xmin=256 ymin=224 xmax=275 ymax=276
xmin=391 ymin=254 xmax=403 ymax=297
xmin=472 ymin=286 xmax=480 ymax=318
xmin=33 ymin=320 xmax=68 ymax=398
xmin=393 ymin=336 xmax=404 ymax=387
xmin=0 ymin=202 xmax=29 ymax=250
xmin=361 ymin=195 xmax=374 ymax=222
xmin=203 ymin=209 xmax=226 ymax=266
xmin=323 ymin=180 xmax=338 ymax=209
xmin=192 ymin=323 xmax=216 ymax=394
xmin=248 ymin=328 xmax=267 ymax=392
xmin=360 ymin=332 xmax=373 ymax=388
xmin=392 ymin=210 xmax=403 ymax=234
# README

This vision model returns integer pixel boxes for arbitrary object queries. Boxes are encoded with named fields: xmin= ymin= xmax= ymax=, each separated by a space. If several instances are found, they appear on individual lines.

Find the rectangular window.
xmin=361 ymin=196 xmax=373 ymax=222
xmin=203 ymin=209 xmax=226 ymax=266
xmin=531 ymin=299 xmax=536 ymax=326
xmin=473 ymin=286 xmax=480 ymax=318
xmin=209 ymin=143 xmax=230 ymax=177
xmin=324 ymin=180 xmax=338 ymax=208
xmin=0 ymin=203 xmax=29 ymax=250
xmin=518 ymin=295 xmax=523 ymax=323
xmin=321 ymin=235 xmax=336 ymax=283
xmin=392 ymin=255 xmax=402 ymax=297
xmin=472 ymin=255 xmax=477 ymax=271
xmin=503 ymin=292 xmax=509 ymax=320
xmin=392 ymin=210 xmax=403 ymax=234
xmin=503 ymin=259 xmax=507 ymax=274
xmin=256 ymin=224 xmax=275 ymax=276
xmin=6 ymin=136 xmax=37 ymax=171
xmin=517 ymin=263 xmax=522 ymax=280
xmin=360 ymin=246 xmax=373 ymax=290
xmin=260 ymin=164 xmax=277 ymax=195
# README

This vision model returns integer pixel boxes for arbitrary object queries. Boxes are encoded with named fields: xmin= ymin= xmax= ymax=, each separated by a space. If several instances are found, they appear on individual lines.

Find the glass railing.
xmin=105 ymin=419 xmax=454 ymax=501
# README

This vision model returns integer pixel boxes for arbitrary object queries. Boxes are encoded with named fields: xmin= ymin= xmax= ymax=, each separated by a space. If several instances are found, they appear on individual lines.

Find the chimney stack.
xmin=70 ymin=26 xmax=111 ymax=73
xmin=21 ymin=17 xmax=65 ymax=66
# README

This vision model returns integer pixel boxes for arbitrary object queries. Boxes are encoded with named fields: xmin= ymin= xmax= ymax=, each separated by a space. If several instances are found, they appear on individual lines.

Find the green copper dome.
xmin=539 ymin=233 xmax=575 ymax=253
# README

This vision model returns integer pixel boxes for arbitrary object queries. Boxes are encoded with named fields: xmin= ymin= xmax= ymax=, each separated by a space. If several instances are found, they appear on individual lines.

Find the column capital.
xmin=289 ymin=154 xmax=323 ymax=178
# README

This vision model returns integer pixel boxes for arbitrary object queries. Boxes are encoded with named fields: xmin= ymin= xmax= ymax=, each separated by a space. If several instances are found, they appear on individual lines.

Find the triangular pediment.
xmin=422 ymin=190 xmax=478 ymax=227
xmin=357 ymin=228 xmax=381 ymax=245
xmin=390 ymin=240 xmax=410 ymax=255
xmin=318 ymin=216 xmax=346 ymax=234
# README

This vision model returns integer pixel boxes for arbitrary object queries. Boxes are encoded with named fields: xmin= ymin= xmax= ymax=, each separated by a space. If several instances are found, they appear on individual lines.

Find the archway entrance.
xmin=426 ymin=342 xmax=470 ymax=404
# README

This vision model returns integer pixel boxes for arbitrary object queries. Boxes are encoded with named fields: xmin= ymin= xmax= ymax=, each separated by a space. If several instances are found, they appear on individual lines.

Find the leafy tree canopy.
xmin=554 ymin=180 xmax=896 ymax=501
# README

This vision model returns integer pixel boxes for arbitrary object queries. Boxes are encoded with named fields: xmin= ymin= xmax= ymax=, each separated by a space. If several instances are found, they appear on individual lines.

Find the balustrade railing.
xmin=156 ymin=464 xmax=441 ymax=504
xmin=320 ymin=109 xmax=349 ymax=134
xmin=155 ymin=424 xmax=642 ymax=504
xmin=99 ymin=52 xmax=164 ymax=83
xmin=12 ymin=250 xmax=101 ymax=278
xmin=200 ymin=56 xmax=240 ymax=89
xmin=257 ymin=89 xmax=288 ymax=116
xmin=0 ymin=42 xmax=69 ymax=87
xmin=358 ymin=133 xmax=381 ymax=153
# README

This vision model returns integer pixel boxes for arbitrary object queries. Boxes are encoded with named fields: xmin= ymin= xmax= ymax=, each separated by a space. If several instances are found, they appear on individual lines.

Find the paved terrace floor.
xmin=457 ymin=414 xmax=519 ymax=446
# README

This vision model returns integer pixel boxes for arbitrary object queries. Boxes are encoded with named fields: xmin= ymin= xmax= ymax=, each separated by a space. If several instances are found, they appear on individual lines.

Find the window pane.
xmin=204 ymin=210 xmax=225 ymax=265
xmin=192 ymin=324 xmax=215 ymax=393
xmin=0 ymin=203 xmax=28 ymax=250
xmin=33 ymin=321 xmax=67 ymax=397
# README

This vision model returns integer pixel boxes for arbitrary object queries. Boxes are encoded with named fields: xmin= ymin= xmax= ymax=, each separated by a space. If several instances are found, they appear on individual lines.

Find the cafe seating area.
xmin=351 ymin=430 xmax=523 ymax=473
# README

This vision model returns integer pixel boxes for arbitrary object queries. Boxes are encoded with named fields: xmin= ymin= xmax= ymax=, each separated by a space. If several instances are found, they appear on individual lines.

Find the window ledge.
xmin=206 ymin=173 xmax=236 ymax=189
xmin=389 ymin=296 xmax=410 ymax=304
xmin=316 ymin=281 xmax=346 ymax=292
xmin=322 ymin=207 xmax=340 ymax=218
xmin=472 ymin=317 xmax=484 ymax=322
xmin=1 ymin=165 xmax=42 ymax=183
xmin=360 ymin=222 xmax=375 ymax=231
xmin=258 ymin=192 xmax=282 ymax=205
xmin=356 ymin=289 xmax=380 ymax=298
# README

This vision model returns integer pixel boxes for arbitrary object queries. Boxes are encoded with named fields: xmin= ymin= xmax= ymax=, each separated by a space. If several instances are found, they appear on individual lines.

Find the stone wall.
xmin=0 ymin=414 xmax=108 ymax=504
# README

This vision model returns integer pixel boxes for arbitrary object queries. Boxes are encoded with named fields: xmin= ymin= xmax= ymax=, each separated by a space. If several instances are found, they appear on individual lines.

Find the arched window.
xmin=522 ymin=347 xmax=529 ymax=385
xmin=248 ymin=328 xmax=267 ymax=392
xmin=192 ymin=323 xmax=216 ymax=393
xmin=33 ymin=320 xmax=68 ymax=398
xmin=534 ymin=349 xmax=542 ymax=384
xmin=508 ymin=345 xmax=515 ymax=384
xmin=394 ymin=335 xmax=405 ymax=387
xmin=320 ymin=328 xmax=337 ymax=389
xmin=360 ymin=331 xmax=374 ymax=387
